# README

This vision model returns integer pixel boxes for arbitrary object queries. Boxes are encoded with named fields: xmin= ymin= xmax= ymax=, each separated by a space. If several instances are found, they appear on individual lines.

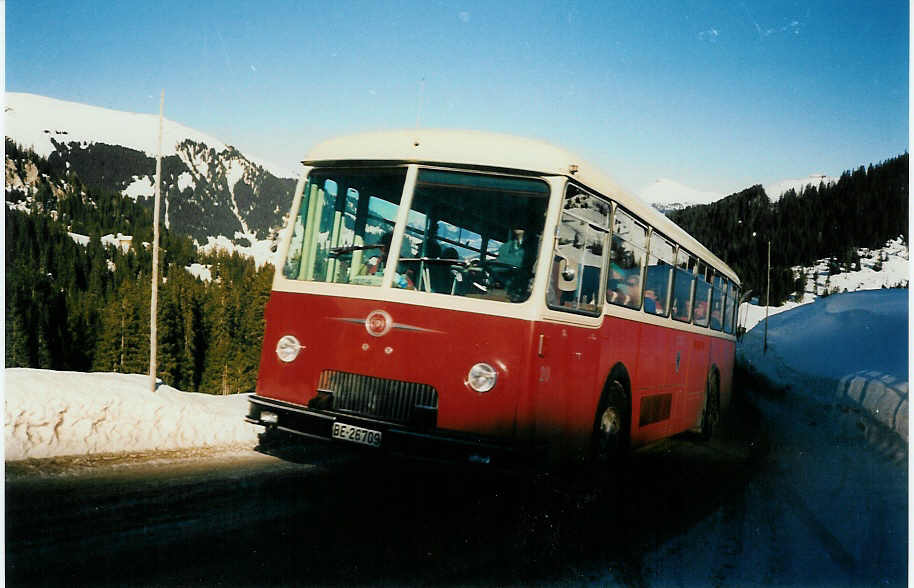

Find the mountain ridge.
xmin=5 ymin=92 xmax=296 ymax=249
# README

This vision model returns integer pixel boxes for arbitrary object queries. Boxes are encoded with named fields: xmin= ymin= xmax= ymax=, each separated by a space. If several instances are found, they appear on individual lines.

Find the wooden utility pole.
xmin=150 ymin=90 xmax=164 ymax=393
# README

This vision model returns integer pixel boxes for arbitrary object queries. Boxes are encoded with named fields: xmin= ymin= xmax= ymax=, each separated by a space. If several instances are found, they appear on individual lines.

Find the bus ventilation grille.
xmin=318 ymin=370 xmax=438 ymax=425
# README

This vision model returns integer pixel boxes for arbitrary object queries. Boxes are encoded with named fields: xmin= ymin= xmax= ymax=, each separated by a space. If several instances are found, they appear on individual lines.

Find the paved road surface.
xmin=6 ymin=392 xmax=763 ymax=586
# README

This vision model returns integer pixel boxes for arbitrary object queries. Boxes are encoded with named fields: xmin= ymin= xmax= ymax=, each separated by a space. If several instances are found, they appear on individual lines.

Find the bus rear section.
xmin=247 ymin=162 xmax=552 ymax=464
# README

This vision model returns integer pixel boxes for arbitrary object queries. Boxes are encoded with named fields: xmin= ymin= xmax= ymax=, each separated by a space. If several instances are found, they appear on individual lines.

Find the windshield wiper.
xmin=328 ymin=244 xmax=380 ymax=257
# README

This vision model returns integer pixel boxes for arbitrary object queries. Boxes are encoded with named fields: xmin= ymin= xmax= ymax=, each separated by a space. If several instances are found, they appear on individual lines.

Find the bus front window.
xmin=283 ymin=168 xmax=408 ymax=286
xmin=404 ymin=169 xmax=549 ymax=302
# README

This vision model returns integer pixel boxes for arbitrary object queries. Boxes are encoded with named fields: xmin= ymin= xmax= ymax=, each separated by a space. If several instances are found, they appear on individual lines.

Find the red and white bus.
xmin=246 ymin=130 xmax=740 ymax=468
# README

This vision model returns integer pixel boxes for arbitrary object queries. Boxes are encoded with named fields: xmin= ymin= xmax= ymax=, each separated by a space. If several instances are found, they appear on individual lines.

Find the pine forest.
xmin=6 ymin=140 xmax=273 ymax=395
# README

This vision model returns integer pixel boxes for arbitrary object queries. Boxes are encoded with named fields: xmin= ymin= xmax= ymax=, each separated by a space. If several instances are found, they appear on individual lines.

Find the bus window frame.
xmin=670 ymin=246 xmax=696 ymax=323
xmin=607 ymin=204 xmax=649 ymax=311
xmin=709 ymin=270 xmax=727 ymax=331
xmin=547 ymin=182 xmax=612 ymax=317
xmin=692 ymin=260 xmax=712 ymax=327
xmin=643 ymin=229 xmax=675 ymax=318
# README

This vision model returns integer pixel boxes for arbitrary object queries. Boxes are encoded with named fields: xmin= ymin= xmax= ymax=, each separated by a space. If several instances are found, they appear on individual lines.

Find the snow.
xmin=638 ymin=178 xmax=723 ymax=210
xmin=739 ymin=237 xmax=909 ymax=333
xmin=101 ymin=232 xmax=133 ymax=252
xmin=639 ymin=173 xmax=838 ymax=209
xmin=763 ymin=173 xmax=837 ymax=201
xmin=122 ymin=175 xmax=154 ymax=200
xmin=67 ymin=232 xmax=90 ymax=246
xmin=185 ymin=263 xmax=213 ymax=282
xmin=739 ymin=289 xmax=907 ymax=439
xmin=177 ymin=170 xmax=194 ymax=192
xmin=4 ymin=369 xmax=261 ymax=461
xmin=636 ymin=287 xmax=908 ymax=585
xmin=199 ymin=234 xmax=278 ymax=268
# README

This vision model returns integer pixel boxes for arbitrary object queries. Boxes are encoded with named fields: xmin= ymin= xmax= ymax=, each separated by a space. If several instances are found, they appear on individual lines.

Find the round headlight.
xmin=275 ymin=335 xmax=302 ymax=363
xmin=467 ymin=363 xmax=497 ymax=393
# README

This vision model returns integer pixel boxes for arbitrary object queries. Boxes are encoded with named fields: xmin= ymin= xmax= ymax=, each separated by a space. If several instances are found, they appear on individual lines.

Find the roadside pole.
xmin=762 ymin=240 xmax=771 ymax=354
xmin=150 ymin=90 xmax=164 ymax=393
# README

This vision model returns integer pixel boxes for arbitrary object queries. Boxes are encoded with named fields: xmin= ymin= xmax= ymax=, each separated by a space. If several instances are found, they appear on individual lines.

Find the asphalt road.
xmin=6 ymin=390 xmax=764 ymax=587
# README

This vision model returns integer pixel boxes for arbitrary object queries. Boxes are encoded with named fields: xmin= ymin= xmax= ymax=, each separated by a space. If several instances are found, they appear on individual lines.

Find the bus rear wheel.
xmin=593 ymin=379 xmax=630 ymax=467
xmin=699 ymin=376 xmax=719 ymax=441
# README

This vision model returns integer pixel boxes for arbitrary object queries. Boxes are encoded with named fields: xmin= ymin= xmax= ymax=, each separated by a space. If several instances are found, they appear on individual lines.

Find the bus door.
xmin=535 ymin=184 xmax=610 ymax=459
xmin=685 ymin=262 xmax=714 ymax=426
xmin=638 ymin=232 xmax=679 ymax=436
xmin=671 ymin=249 xmax=702 ymax=430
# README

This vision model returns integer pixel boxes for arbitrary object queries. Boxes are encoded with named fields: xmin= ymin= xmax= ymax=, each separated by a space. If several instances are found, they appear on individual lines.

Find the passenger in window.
xmin=694 ymin=299 xmax=709 ymax=323
xmin=671 ymin=293 xmax=690 ymax=321
xmin=359 ymin=232 xmax=414 ymax=289
xmin=610 ymin=273 xmax=641 ymax=307
xmin=644 ymin=288 xmax=661 ymax=314
xmin=497 ymin=228 xmax=526 ymax=268
xmin=710 ymin=301 xmax=723 ymax=329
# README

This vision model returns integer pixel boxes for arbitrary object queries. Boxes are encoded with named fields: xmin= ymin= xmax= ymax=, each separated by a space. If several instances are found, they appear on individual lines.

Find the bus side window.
xmin=709 ymin=272 xmax=725 ymax=330
xmin=608 ymin=209 xmax=646 ymax=309
xmin=549 ymin=185 xmax=609 ymax=313
xmin=644 ymin=232 xmax=674 ymax=316
xmin=671 ymin=249 xmax=696 ymax=322
xmin=723 ymin=279 xmax=736 ymax=334
xmin=693 ymin=261 xmax=711 ymax=327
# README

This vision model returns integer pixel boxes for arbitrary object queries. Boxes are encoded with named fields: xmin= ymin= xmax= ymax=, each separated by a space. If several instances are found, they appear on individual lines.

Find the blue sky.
xmin=6 ymin=1 xmax=909 ymax=195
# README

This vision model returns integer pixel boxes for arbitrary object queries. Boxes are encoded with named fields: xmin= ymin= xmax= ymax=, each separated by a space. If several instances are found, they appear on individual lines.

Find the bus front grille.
xmin=317 ymin=370 xmax=438 ymax=425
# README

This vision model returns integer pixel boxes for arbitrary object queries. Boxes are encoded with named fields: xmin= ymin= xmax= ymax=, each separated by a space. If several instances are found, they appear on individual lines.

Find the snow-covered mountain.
xmin=640 ymin=174 xmax=840 ymax=214
xmin=763 ymin=173 xmax=837 ymax=201
xmin=4 ymin=92 xmax=297 ymax=251
xmin=638 ymin=178 xmax=724 ymax=214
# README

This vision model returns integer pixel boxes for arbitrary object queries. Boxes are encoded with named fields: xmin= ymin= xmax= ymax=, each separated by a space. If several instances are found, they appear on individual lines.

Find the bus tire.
xmin=699 ymin=374 xmax=719 ymax=441
xmin=592 ymin=379 xmax=630 ymax=469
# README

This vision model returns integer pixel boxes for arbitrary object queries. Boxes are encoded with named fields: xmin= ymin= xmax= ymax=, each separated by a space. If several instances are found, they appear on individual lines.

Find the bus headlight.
xmin=275 ymin=335 xmax=303 ymax=363
xmin=467 ymin=363 xmax=497 ymax=393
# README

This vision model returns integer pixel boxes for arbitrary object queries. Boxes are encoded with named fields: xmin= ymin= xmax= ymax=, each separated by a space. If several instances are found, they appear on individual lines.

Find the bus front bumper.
xmin=245 ymin=394 xmax=529 ymax=467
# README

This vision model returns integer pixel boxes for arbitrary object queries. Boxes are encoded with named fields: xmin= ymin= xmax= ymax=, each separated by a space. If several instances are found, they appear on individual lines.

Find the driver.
xmin=497 ymin=228 xmax=526 ymax=268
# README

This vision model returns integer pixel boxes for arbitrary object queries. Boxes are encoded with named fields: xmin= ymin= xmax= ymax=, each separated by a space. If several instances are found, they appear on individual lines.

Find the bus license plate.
xmin=332 ymin=422 xmax=382 ymax=448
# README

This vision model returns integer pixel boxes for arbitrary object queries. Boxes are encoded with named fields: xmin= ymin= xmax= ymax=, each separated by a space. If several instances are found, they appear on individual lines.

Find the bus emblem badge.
xmin=365 ymin=310 xmax=393 ymax=337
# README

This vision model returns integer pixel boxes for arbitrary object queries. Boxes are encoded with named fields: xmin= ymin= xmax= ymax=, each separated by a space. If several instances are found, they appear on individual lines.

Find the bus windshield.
xmin=403 ymin=169 xmax=548 ymax=302
xmin=282 ymin=168 xmax=409 ymax=286
xmin=282 ymin=166 xmax=549 ymax=303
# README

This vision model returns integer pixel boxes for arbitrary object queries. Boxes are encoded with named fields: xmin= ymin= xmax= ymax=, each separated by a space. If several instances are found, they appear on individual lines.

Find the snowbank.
xmin=738 ymin=289 xmax=907 ymax=441
xmin=4 ymin=369 xmax=261 ymax=461
xmin=638 ymin=288 xmax=908 ymax=585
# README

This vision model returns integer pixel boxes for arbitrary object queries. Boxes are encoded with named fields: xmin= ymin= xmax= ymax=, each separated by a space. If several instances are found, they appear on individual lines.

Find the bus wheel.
xmin=593 ymin=380 xmax=630 ymax=467
xmin=699 ymin=376 xmax=719 ymax=441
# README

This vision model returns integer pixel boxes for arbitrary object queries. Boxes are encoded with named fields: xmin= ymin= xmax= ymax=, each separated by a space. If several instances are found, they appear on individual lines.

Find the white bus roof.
xmin=303 ymin=129 xmax=739 ymax=285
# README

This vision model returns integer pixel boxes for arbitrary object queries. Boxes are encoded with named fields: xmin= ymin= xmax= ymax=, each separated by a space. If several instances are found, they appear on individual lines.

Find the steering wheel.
xmin=467 ymin=259 xmax=517 ymax=289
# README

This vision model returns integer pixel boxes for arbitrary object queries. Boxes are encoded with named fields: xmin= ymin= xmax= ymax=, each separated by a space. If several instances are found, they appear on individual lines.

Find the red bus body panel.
xmin=257 ymin=292 xmax=536 ymax=439
xmin=256 ymin=291 xmax=735 ymax=464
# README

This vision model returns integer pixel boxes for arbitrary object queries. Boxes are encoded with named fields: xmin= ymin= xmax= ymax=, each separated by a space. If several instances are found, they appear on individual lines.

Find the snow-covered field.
xmin=4 ymin=370 xmax=260 ymax=461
